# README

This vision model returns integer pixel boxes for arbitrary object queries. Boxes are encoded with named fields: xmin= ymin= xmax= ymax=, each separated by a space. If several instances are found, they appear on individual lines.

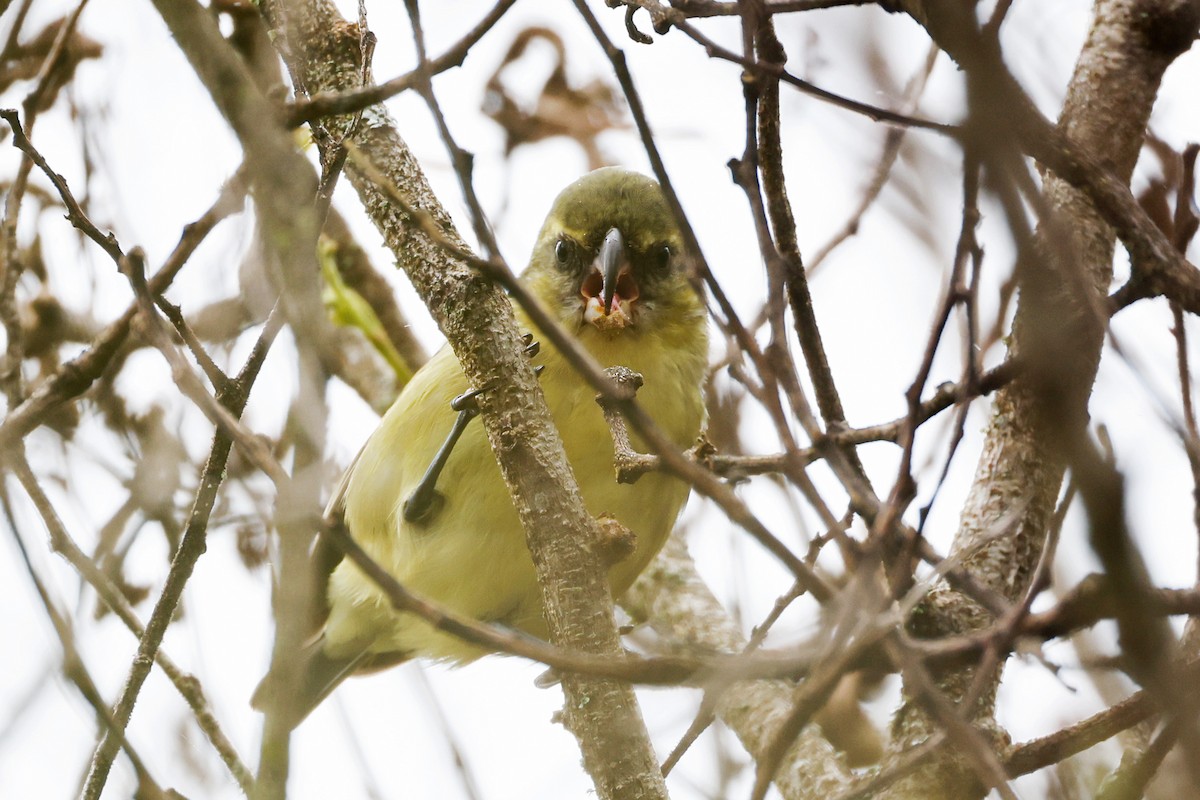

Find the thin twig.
xmin=286 ymin=0 xmax=519 ymax=126
xmin=3 ymin=480 xmax=168 ymax=798
xmin=10 ymin=453 xmax=255 ymax=794
xmin=0 ymin=171 xmax=248 ymax=450
xmin=807 ymin=43 xmax=941 ymax=274
xmin=83 ymin=272 xmax=284 ymax=798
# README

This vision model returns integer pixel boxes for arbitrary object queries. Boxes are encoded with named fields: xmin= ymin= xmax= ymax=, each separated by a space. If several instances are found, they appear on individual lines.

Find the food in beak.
xmin=582 ymin=228 xmax=639 ymax=331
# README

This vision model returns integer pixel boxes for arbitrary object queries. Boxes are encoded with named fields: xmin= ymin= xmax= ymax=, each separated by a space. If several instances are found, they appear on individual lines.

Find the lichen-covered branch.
xmin=876 ymin=2 xmax=1200 ymax=797
xmin=626 ymin=535 xmax=853 ymax=799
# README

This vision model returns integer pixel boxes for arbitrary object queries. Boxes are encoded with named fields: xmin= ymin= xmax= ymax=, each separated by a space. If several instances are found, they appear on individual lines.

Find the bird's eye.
xmin=554 ymin=239 xmax=573 ymax=268
xmin=652 ymin=245 xmax=672 ymax=271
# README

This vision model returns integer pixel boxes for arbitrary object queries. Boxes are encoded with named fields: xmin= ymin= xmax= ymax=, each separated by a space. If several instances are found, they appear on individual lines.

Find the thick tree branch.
xmin=877 ymin=2 xmax=1200 ymax=797
xmin=257 ymin=3 xmax=669 ymax=797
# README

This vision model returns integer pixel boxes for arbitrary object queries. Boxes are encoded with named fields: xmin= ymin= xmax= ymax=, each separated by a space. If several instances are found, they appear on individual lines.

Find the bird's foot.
xmin=402 ymin=393 xmax=479 ymax=524
xmin=402 ymin=334 xmax=542 ymax=524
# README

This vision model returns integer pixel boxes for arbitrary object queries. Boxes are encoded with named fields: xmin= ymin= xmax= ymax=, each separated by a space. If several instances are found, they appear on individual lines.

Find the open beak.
xmin=581 ymin=228 xmax=639 ymax=331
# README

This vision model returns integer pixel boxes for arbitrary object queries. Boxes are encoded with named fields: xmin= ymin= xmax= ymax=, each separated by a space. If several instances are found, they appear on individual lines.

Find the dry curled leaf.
xmin=0 ymin=19 xmax=103 ymax=109
xmin=236 ymin=523 xmax=270 ymax=570
xmin=1138 ymin=132 xmax=1199 ymax=251
xmin=482 ymin=27 xmax=627 ymax=170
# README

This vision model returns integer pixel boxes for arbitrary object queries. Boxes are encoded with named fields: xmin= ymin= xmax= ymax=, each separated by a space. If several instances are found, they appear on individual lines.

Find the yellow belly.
xmin=324 ymin=314 xmax=705 ymax=663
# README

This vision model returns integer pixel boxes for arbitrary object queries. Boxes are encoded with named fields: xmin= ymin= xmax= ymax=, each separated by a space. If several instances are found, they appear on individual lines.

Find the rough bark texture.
xmin=258 ymin=2 xmax=669 ymax=798
xmin=879 ymin=2 xmax=1200 ymax=797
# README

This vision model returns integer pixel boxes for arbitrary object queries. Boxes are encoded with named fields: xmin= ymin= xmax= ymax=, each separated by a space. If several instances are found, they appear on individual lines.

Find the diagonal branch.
xmin=257 ymin=2 xmax=670 ymax=797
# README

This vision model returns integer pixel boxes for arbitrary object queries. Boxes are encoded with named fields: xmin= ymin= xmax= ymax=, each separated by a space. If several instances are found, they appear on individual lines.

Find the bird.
xmin=254 ymin=166 xmax=709 ymax=724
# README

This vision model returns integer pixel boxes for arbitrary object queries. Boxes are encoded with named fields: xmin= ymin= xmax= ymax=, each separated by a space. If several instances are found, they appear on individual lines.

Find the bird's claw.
xmin=450 ymin=385 xmax=490 ymax=414
xmin=522 ymin=334 xmax=544 ymax=379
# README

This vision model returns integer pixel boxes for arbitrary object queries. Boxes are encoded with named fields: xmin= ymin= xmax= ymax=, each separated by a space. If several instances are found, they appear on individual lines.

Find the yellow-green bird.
xmin=257 ymin=167 xmax=708 ymax=723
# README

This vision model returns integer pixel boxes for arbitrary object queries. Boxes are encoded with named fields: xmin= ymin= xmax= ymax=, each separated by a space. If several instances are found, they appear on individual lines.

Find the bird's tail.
xmin=251 ymin=638 xmax=368 ymax=728
xmin=252 ymin=640 xmax=414 ymax=728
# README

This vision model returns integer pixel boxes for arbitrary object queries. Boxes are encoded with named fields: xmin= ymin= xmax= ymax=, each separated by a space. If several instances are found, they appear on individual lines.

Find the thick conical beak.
xmin=598 ymin=227 xmax=625 ymax=316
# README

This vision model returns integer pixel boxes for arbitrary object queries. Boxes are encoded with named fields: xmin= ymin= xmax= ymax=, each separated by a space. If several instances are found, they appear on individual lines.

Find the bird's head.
xmin=523 ymin=167 xmax=703 ymax=339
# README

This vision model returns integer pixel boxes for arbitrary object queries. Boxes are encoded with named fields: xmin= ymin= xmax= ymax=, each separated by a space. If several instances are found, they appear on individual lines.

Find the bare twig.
xmin=3 ymin=481 xmax=169 ymax=799
xmin=0 ymin=172 xmax=247 ymax=450
xmin=83 ymin=258 xmax=284 ymax=798
xmin=10 ymin=453 xmax=255 ymax=794
xmin=286 ymin=0 xmax=519 ymax=126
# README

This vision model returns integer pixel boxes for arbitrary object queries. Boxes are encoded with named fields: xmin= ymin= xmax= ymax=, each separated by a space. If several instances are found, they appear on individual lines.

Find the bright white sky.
xmin=3 ymin=1 xmax=1200 ymax=798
